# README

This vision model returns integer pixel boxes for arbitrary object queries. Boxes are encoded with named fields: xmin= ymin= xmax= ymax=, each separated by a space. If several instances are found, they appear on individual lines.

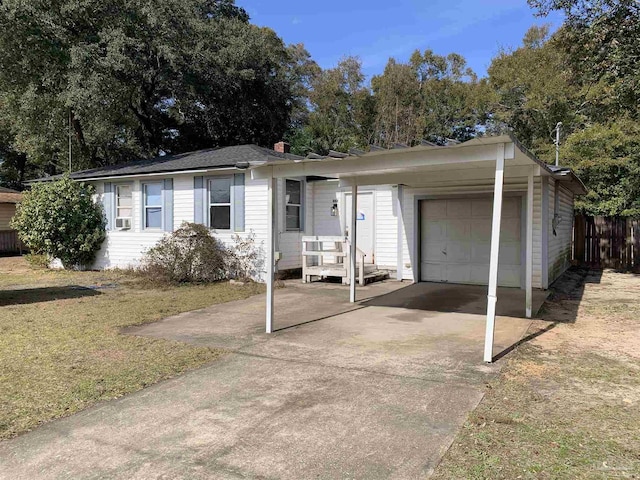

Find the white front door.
xmin=419 ymin=197 xmax=522 ymax=287
xmin=345 ymin=192 xmax=375 ymax=264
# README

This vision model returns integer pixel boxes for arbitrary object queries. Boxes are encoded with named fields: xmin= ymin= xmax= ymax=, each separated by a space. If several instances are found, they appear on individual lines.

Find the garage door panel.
xmin=424 ymin=200 xmax=447 ymax=220
xmin=446 ymin=242 xmax=471 ymax=262
xmin=471 ymin=199 xmax=493 ymax=218
xmin=423 ymin=221 xmax=447 ymax=242
xmin=499 ymin=243 xmax=521 ymax=264
xmin=471 ymin=243 xmax=490 ymax=264
xmin=420 ymin=197 xmax=522 ymax=287
xmin=469 ymin=264 xmax=521 ymax=287
xmin=447 ymin=219 xmax=470 ymax=240
xmin=446 ymin=199 xmax=472 ymax=218
xmin=423 ymin=242 xmax=447 ymax=262
xmin=446 ymin=264 xmax=472 ymax=284
xmin=498 ymin=266 xmax=521 ymax=287
xmin=501 ymin=199 xmax=520 ymax=218
xmin=469 ymin=264 xmax=490 ymax=284
xmin=471 ymin=220 xmax=491 ymax=242
xmin=500 ymin=218 xmax=521 ymax=242
xmin=423 ymin=263 xmax=445 ymax=282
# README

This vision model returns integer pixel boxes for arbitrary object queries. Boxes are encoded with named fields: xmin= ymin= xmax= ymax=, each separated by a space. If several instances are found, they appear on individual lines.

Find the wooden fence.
xmin=0 ymin=230 xmax=25 ymax=254
xmin=573 ymin=216 xmax=640 ymax=270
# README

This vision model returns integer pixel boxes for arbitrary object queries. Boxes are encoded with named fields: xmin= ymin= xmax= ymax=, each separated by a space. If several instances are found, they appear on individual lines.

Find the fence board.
xmin=0 ymin=230 xmax=24 ymax=254
xmin=573 ymin=215 xmax=640 ymax=271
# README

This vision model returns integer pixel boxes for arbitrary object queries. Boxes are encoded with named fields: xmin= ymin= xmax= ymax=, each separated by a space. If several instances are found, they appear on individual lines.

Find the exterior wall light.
xmin=331 ymin=199 xmax=338 ymax=217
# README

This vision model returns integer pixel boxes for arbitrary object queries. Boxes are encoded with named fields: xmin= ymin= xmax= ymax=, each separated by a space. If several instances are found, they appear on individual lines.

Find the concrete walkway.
xmin=0 ymin=281 xmax=546 ymax=479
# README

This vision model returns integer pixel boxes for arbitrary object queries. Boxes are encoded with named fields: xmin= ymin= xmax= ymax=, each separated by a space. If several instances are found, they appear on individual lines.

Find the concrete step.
xmin=362 ymin=270 xmax=390 ymax=285
xmin=362 ymin=264 xmax=377 ymax=275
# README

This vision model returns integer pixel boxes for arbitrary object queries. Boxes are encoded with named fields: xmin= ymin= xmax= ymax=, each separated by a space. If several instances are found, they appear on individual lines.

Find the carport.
xmin=251 ymin=134 xmax=583 ymax=362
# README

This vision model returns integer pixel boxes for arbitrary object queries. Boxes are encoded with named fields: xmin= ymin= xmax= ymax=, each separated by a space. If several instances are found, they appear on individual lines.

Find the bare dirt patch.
xmin=433 ymin=267 xmax=640 ymax=479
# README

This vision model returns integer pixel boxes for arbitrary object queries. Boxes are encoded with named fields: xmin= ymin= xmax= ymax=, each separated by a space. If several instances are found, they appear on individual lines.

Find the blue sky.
xmin=237 ymin=0 xmax=564 ymax=78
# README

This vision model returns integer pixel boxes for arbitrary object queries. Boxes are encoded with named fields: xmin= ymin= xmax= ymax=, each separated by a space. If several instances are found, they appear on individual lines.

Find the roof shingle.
xmin=35 ymin=145 xmax=302 ymax=182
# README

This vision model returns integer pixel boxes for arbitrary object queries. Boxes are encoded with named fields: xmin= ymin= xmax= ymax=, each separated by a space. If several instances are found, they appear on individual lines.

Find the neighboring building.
xmin=0 ymin=187 xmax=23 ymax=254
xmin=41 ymin=136 xmax=584 ymax=291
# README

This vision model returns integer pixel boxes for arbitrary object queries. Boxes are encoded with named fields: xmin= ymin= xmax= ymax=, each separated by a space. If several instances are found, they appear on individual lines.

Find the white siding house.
xmin=54 ymin=138 xmax=583 ymax=295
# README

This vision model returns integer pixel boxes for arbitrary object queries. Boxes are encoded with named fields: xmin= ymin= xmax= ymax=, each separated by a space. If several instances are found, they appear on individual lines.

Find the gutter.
xmin=27 ymin=166 xmax=244 ymax=183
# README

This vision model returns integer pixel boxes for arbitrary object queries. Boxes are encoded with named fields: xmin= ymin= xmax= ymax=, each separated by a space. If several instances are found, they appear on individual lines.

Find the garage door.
xmin=420 ymin=197 xmax=522 ymax=287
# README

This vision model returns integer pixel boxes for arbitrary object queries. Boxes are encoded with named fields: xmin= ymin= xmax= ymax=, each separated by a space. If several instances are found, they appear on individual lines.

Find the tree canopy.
xmin=0 ymin=0 xmax=312 ymax=176
xmin=1 ymin=0 xmax=639 ymax=216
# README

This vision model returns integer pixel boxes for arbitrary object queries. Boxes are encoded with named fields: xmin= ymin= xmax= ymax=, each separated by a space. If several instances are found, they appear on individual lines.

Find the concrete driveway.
xmin=0 ymin=281 xmax=547 ymax=479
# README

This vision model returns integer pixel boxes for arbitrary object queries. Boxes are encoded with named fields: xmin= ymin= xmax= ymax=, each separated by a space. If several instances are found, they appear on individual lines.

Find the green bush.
xmin=11 ymin=177 xmax=106 ymax=269
xmin=140 ymin=223 xmax=229 ymax=284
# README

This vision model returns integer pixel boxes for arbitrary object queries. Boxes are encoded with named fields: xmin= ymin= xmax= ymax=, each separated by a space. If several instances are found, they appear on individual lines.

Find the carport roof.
xmin=250 ymin=134 xmax=587 ymax=194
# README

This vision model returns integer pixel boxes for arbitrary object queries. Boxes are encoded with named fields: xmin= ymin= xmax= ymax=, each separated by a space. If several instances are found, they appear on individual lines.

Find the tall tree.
xmin=529 ymin=0 xmax=640 ymax=123
xmin=371 ymin=50 xmax=487 ymax=147
xmin=299 ymin=57 xmax=374 ymax=155
xmin=487 ymin=25 xmax=580 ymax=159
xmin=0 ymin=0 xmax=308 ymax=181
xmin=562 ymin=118 xmax=640 ymax=216
xmin=488 ymin=8 xmax=640 ymax=216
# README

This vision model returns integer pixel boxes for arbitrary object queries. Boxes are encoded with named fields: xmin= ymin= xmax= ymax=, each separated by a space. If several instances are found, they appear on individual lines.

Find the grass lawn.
xmin=0 ymin=256 xmax=263 ymax=440
xmin=433 ymin=268 xmax=640 ymax=479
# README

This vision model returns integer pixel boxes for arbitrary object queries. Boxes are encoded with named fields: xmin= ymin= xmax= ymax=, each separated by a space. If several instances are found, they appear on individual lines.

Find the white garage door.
xmin=420 ymin=197 xmax=522 ymax=287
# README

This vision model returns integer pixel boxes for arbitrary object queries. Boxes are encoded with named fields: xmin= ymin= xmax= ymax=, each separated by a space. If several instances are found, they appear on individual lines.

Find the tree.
xmin=487 ymin=25 xmax=580 ymax=160
xmin=486 ymin=15 xmax=640 ymax=216
xmin=562 ymin=118 xmax=640 ymax=216
xmin=529 ymin=0 xmax=640 ymax=123
xmin=0 ymin=0 xmax=308 ymax=181
xmin=371 ymin=50 xmax=487 ymax=147
xmin=302 ymin=57 xmax=374 ymax=155
xmin=11 ymin=177 xmax=106 ymax=268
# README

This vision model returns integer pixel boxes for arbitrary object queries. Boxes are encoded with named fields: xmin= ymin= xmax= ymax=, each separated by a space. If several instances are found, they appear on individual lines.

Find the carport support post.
xmin=484 ymin=143 xmax=506 ymax=363
xmin=526 ymin=167 xmax=534 ymax=318
xmin=350 ymin=185 xmax=358 ymax=303
xmin=266 ymin=173 xmax=276 ymax=333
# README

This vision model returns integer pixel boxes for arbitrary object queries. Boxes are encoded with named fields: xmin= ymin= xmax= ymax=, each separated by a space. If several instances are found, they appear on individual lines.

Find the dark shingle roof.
xmin=36 ymin=145 xmax=302 ymax=181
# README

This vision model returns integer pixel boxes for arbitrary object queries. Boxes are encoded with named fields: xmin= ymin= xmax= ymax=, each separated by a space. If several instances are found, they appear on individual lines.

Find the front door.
xmin=345 ymin=192 xmax=375 ymax=264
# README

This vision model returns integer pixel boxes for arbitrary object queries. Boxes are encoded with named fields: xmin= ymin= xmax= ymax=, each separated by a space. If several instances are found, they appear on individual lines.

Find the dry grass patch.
xmin=433 ymin=268 xmax=640 ymax=479
xmin=0 ymin=257 xmax=263 ymax=439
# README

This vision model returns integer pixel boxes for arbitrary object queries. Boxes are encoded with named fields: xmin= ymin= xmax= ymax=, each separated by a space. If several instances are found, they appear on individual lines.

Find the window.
xmin=115 ymin=184 xmax=132 ymax=230
xmin=209 ymin=176 xmax=232 ymax=230
xmin=143 ymin=182 xmax=163 ymax=229
xmin=286 ymin=179 xmax=302 ymax=231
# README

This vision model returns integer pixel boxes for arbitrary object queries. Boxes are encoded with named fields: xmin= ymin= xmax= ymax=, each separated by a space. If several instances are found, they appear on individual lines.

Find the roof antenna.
xmin=554 ymin=122 xmax=562 ymax=166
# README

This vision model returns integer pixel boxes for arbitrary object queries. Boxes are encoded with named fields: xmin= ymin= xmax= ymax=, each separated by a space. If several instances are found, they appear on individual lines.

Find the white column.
xmin=484 ymin=143 xmax=506 ymax=363
xmin=266 ymin=173 xmax=276 ymax=333
xmin=526 ymin=167 xmax=534 ymax=318
xmin=396 ymin=184 xmax=404 ymax=281
xmin=350 ymin=185 xmax=358 ymax=303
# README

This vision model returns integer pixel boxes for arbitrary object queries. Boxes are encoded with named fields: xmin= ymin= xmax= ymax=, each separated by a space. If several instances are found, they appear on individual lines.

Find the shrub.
xmin=11 ymin=177 xmax=106 ymax=269
xmin=228 ymin=231 xmax=263 ymax=282
xmin=140 ymin=223 xmax=229 ymax=284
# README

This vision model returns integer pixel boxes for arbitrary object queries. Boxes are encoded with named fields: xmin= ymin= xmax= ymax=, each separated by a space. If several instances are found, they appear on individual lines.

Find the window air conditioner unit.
xmin=115 ymin=218 xmax=131 ymax=230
